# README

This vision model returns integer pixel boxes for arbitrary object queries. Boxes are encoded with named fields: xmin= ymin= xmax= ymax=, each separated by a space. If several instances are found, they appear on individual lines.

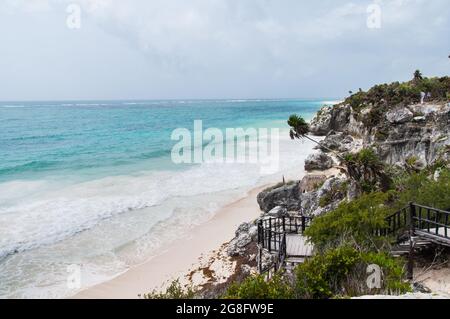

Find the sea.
xmin=0 ymin=99 xmax=336 ymax=298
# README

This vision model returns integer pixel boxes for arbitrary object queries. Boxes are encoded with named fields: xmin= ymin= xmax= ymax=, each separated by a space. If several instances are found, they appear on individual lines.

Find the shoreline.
xmin=73 ymin=137 xmax=317 ymax=299
xmin=74 ymin=185 xmax=270 ymax=299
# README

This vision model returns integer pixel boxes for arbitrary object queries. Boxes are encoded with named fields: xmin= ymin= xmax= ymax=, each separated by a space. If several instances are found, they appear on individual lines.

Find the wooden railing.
xmin=377 ymin=203 xmax=450 ymax=244
xmin=257 ymin=216 xmax=313 ymax=274
xmin=413 ymin=204 xmax=450 ymax=243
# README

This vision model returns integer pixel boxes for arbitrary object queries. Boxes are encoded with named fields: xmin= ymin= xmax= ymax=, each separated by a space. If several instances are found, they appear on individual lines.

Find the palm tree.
xmin=413 ymin=70 xmax=423 ymax=81
xmin=287 ymin=114 xmax=344 ymax=159
xmin=343 ymin=149 xmax=392 ymax=193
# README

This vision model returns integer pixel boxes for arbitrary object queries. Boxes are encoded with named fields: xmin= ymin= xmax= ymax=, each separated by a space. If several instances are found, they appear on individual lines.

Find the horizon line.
xmin=0 ymin=97 xmax=344 ymax=104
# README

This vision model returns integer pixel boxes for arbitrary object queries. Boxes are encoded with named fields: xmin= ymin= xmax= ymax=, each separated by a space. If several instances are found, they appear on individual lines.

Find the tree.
xmin=343 ymin=149 xmax=392 ymax=193
xmin=287 ymin=114 xmax=343 ymax=159
xmin=413 ymin=70 xmax=423 ymax=81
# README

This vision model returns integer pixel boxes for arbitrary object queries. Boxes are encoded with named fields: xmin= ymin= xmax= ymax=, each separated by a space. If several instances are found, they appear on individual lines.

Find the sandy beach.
xmin=74 ymin=185 xmax=269 ymax=299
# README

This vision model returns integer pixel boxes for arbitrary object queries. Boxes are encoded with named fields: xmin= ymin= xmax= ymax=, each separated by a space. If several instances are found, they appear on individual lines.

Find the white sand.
xmin=74 ymin=185 xmax=267 ymax=299
xmin=73 ymin=137 xmax=324 ymax=299
xmin=415 ymin=267 xmax=450 ymax=296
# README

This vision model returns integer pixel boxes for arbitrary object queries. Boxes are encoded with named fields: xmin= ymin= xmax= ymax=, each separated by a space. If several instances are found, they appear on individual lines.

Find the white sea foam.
xmin=321 ymin=100 xmax=342 ymax=105
xmin=0 ymin=130 xmax=319 ymax=298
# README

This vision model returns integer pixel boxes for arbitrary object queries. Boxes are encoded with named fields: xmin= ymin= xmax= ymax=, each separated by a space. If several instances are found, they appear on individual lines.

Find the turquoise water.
xmin=0 ymin=99 xmax=332 ymax=298
xmin=0 ymin=99 xmax=323 ymax=183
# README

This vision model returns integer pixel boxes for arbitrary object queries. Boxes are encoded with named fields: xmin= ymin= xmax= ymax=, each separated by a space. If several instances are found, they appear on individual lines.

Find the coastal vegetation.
xmin=288 ymin=114 xmax=343 ymax=158
xmin=142 ymin=280 xmax=196 ymax=299
xmin=344 ymin=72 xmax=450 ymax=128
xmin=222 ymin=73 xmax=449 ymax=299
xmin=224 ymin=165 xmax=449 ymax=300
xmin=224 ymin=274 xmax=294 ymax=299
xmin=224 ymin=247 xmax=410 ymax=299
xmin=145 ymin=73 xmax=450 ymax=300
xmin=343 ymin=148 xmax=392 ymax=193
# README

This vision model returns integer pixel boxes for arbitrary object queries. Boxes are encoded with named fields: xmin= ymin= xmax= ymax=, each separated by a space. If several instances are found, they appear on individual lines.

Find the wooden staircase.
xmin=377 ymin=203 xmax=450 ymax=278
xmin=257 ymin=204 xmax=450 ymax=278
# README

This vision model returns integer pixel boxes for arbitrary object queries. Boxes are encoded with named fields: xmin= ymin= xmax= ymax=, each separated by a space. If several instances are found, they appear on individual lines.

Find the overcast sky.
xmin=0 ymin=0 xmax=449 ymax=101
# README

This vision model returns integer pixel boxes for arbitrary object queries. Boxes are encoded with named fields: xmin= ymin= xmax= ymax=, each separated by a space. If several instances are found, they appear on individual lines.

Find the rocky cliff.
xmin=310 ymin=102 xmax=449 ymax=167
xmin=228 ymin=76 xmax=450 ymax=271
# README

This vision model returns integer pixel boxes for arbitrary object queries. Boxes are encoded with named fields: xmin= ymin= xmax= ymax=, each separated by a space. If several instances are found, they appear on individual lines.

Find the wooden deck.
xmin=415 ymin=227 xmax=450 ymax=245
xmin=258 ymin=204 xmax=450 ymax=276
xmin=286 ymin=234 xmax=314 ymax=257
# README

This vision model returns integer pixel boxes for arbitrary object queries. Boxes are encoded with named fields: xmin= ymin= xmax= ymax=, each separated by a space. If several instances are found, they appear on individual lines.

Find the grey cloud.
xmin=0 ymin=0 xmax=448 ymax=100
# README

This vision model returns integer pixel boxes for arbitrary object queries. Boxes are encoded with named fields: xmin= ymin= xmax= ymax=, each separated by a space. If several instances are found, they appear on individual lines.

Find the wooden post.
xmin=258 ymin=220 xmax=263 ymax=248
xmin=445 ymin=214 xmax=449 ymax=238
xmin=407 ymin=203 xmax=416 ymax=280
xmin=301 ymin=216 xmax=306 ymax=233
xmin=258 ymin=247 xmax=262 ymax=273
xmin=268 ymin=219 xmax=272 ymax=252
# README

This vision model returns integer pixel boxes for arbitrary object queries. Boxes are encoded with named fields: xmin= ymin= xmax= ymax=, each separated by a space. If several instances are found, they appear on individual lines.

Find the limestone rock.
xmin=386 ymin=108 xmax=414 ymax=124
xmin=309 ymin=104 xmax=351 ymax=136
xmin=304 ymin=152 xmax=333 ymax=171
xmin=228 ymin=222 xmax=258 ymax=257
xmin=299 ymin=174 xmax=327 ymax=193
xmin=257 ymin=182 xmax=300 ymax=213
xmin=309 ymin=106 xmax=333 ymax=136
xmin=300 ymin=176 xmax=347 ymax=217
xmin=319 ymin=131 xmax=356 ymax=153
xmin=266 ymin=206 xmax=287 ymax=218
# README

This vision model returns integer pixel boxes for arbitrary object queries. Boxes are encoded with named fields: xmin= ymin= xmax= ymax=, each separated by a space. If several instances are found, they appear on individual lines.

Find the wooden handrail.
xmin=379 ymin=203 xmax=450 ymax=241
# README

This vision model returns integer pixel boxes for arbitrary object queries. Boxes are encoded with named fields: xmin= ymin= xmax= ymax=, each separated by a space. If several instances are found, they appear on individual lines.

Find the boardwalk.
xmin=286 ymin=234 xmax=313 ymax=257
xmin=258 ymin=204 xmax=450 ymax=276
xmin=257 ymin=216 xmax=314 ymax=273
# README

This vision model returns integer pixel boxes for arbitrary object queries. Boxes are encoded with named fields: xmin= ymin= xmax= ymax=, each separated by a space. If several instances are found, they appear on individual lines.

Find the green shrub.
xmin=393 ymin=168 xmax=450 ymax=211
xmin=319 ymin=181 xmax=348 ymax=207
xmin=360 ymin=252 xmax=411 ymax=294
xmin=343 ymin=148 xmax=391 ymax=193
xmin=294 ymin=247 xmax=411 ymax=299
xmin=263 ymin=180 xmax=296 ymax=193
xmin=223 ymin=274 xmax=294 ymax=299
xmin=307 ymin=168 xmax=450 ymax=251
xmin=305 ymin=192 xmax=395 ymax=250
xmin=143 ymin=279 xmax=196 ymax=299
xmin=346 ymin=91 xmax=368 ymax=112
xmin=295 ymin=246 xmax=359 ymax=299
xmin=343 ymin=75 xmax=450 ymax=128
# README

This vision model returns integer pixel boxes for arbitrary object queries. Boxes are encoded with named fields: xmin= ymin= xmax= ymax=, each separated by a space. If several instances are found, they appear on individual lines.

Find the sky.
xmin=0 ymin=0 xmax=449 ymax=101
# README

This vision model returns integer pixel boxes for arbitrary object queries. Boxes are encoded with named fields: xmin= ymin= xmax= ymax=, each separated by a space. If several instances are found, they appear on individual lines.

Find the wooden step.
xmin=285 ymin=257 xmax=306 ymax=264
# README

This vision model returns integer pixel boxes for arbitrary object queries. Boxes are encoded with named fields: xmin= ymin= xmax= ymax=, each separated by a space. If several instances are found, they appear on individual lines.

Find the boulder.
xmin=227 ymin=222 xmax=258 ymax=257
xmin=309 ymin=106 xmax=333 ymax=136
xmin=300 ymin=176 xmax=348 ymax=217
xmin=266 ymin=206 xmax=287 ymax=218
xmin=309 ymin=104 xmax=351 ymax=136
xmin=386 ymin=108 xmax=414 ymax=124
xmin=257 ymin=182 xmax=300 ymax=213
xmin=257 ymin=250 xmax=275 ymax=272
xmin=304 ymin=152 xmax=333 ymax=171
xmin=299 ymin=174 xmax=327 ymax=193
xmin=319 ymin=131 xmax=356 ymax=153
xmin=413 ymin=116 xmax=426 ymax=122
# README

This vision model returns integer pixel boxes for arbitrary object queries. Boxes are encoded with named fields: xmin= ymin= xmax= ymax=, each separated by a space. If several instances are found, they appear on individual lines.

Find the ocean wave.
xmin=321 ymin=100 xmax=342 ymax=105
xmin=0 ymin=132 xmax=315 ymax=262
xmin=0 ymin=161 xmax=58 ymax=176
xmin=0 ymin=160 xmax=259 ymax=259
